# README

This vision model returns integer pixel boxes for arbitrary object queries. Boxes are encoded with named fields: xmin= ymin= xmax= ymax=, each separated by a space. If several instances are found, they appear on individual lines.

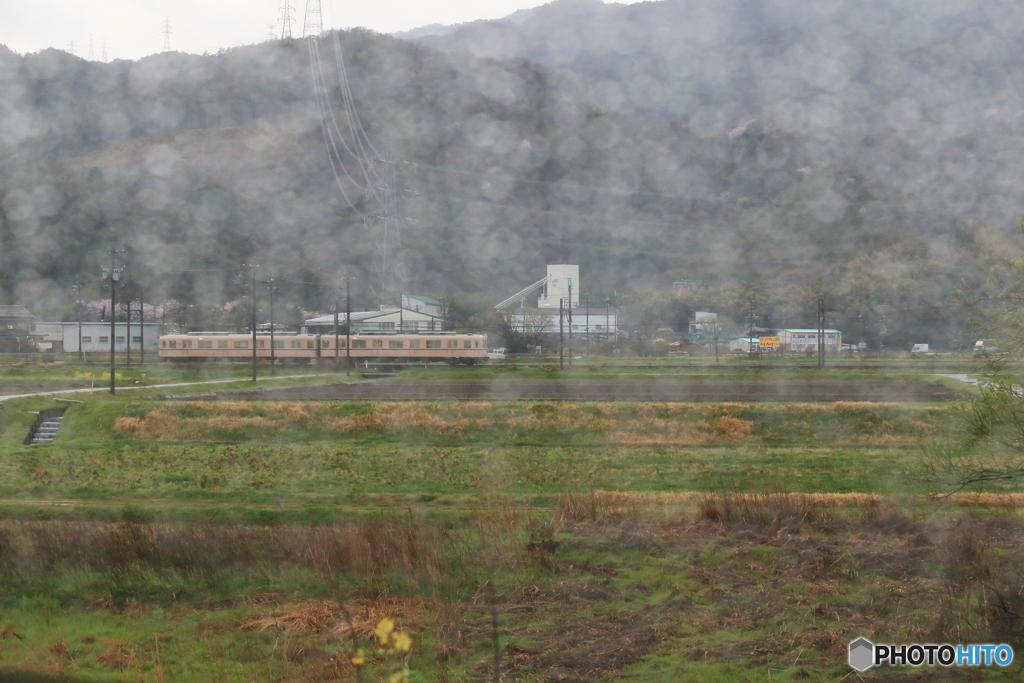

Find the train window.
xmin=198 ymin=340 xmax=213 ymax=349
xmin=274 ymin=340 xmax=284 ymax=349
xmin=256 ymin=340 xmax=265 ymax=348
xmin=166 ymin=340 xmax=174 ymax=348
xmin=353 ymin=340 xmax=367 ymax=348
xmin=409 ymin=340 xmax=420 ymax=348
xmin=447 ymin=340 xmax=457 ymax=348
xmin=218 ymin=340 xmax=228 ymax=348
xmin=160 ymin=340 xmax=165 ymax=348
xmin=234 ymin=341 xmax=248 ymax=349
xmin=426 ymin=340 xmax=440 ymax=349
xmin=372 ymin=339 xmax=383 ymax=348
xmin=340 ymin=339 xmax=347 ymax=348
xmin=475 ymin=341 xmax=479 ymax=348
xmin=464 ymin=340 xmax=472 ymax=349
xmin=183 ymin=340 xmax=192 ymax=348
xmin=388 ymin=340 xmax=403 ymax=349
xmin=307 ymin=340 xmax=314 ymax=349
xmin=322 ymin=340 xmax=330 ymax=348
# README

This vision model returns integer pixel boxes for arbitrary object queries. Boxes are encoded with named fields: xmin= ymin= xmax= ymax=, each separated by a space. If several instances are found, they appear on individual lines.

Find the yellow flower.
xmin=375 ymin=618 xmax=395 ymax=644
xmin=389 ymin=669 xmax=409 ymax=683
xmin=350 ymin=649 xmax=366 ymax=665
xmin=392 ymin=631 xmax=412 ymax=652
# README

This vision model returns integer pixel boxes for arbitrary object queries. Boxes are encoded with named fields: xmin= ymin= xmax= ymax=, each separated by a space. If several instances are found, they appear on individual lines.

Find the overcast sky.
xmin=0 ymin=0 xmax=638 ymax=62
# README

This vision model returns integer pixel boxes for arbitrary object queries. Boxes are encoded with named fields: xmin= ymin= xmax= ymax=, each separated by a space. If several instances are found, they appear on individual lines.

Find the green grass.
xmin=0 ymin=372 xmax=1015 ymax=681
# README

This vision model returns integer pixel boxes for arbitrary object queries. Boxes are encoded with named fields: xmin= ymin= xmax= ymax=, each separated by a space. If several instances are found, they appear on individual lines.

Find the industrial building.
xmin=303 ymin=307 xmax=444 ymax=334
xmin=55 ymin=322 xmax=162 ymax=354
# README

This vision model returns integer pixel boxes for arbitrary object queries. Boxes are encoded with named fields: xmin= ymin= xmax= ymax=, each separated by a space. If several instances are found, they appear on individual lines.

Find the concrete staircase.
xmin=30 ymin=415 xmax=64 ymax=444
xmin=24 ymin=407 xmax=67 ymax=445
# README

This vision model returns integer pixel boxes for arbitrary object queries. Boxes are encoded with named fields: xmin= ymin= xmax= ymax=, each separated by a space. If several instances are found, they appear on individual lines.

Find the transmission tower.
xmin=66 ymin=41 xmax=75 ymax=56
xmin=279 ymin=0 xmax=295 ymax=39
xmin=303 ymin=0 xmax=323 ymax=37
xmin=267 ymin=24 xmax=276 ymax=41
xmin=162 ymin=17 xmax=172 ymax=52
xmin=368 ymin=137 xmax=406 ymax=308
xmin=88 ymin=34 xmax=94 ymax=61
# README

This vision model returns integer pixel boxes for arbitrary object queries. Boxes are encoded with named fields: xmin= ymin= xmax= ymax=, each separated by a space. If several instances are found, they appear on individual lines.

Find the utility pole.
xmin=559 ymin=298 xmax=565 ymax=370
xmin=345 ymin=277 xmax=352 ymax=376
xmin=267 ymin=276 xmax=277 ymax=373
xmin=138 ymin=288 xmax=145 ymax=365
xmin=125 ymin=290 xmax=131 ymax=367
xmin=333 ymin=300 xmax=340 ymax=365
xmin=817 ymin=292 xmax=825 ymax=369
xmin=584 ymin=296 xmax=589 ymax=357
xmin=567 ymin=279 xmax=573 ymax=368
xmin=72 ymin=281 xmax=83 ymax=362
xmin=102 ymin=248 xmax=122 ymax=395
xmin=246 ymin=262 xmax=259 ymax=382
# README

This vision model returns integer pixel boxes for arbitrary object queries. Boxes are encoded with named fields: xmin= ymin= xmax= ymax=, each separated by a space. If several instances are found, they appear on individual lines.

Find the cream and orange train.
xmin=157 ymin=332 xmax=490 ymax=364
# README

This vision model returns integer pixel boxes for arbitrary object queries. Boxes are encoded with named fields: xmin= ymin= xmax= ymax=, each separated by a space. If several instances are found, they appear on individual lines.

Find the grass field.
xmin=0 ymin=363 xmax=1020 ymax=681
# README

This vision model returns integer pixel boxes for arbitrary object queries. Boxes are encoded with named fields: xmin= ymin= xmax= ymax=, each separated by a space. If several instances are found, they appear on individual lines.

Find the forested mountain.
xmin=0 ymin=0 xmax=1019 ymax=347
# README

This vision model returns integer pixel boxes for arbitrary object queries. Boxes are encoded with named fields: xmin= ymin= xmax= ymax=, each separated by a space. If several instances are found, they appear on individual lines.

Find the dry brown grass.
xmin=238 ymin=596 xmax=425 ymax=639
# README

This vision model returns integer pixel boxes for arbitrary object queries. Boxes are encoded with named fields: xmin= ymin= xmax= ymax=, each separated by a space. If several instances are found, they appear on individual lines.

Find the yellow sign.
xmin=759 ymin=336 xmax=780 ymax=348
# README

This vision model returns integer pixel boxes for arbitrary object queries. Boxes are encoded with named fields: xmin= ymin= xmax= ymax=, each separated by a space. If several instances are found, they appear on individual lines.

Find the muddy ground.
xmin=179 ymin=379 xmax=962 ymax=403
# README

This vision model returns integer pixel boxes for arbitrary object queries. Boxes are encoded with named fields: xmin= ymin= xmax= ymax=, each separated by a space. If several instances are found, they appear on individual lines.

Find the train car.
xmin=318 ymin=332 xmax=488 ymax=364
xmin=158 ymin=333 xmax=319 ymax=364
xmin=158 ymin=331 xmax=489 ymax=364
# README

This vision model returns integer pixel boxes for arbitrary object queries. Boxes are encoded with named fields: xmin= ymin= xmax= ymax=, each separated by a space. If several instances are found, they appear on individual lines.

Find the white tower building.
xmin=537 ymin=264 xmax=579 ymax=309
